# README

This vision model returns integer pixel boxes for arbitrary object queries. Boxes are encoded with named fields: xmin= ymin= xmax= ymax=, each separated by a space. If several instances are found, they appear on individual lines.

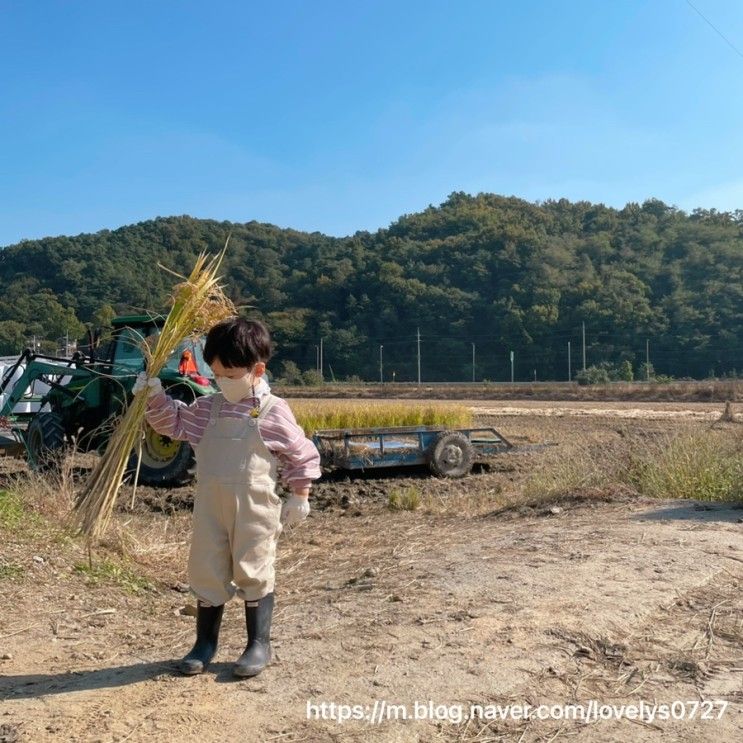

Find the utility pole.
xmin=379 ymin=345 xmax=383 ymax=384
xmin=568 ymin=340 xmax=572 ymax=381
xmin=320 ymin=337 xmax=324 ymax=379
xmin=472 ymin=342 xmax=475 ymax=383
xmin=416 ymin=327 xmax=421 ymax=384
xmin=646 ymin=338 xmax=650 ymax=381
xmin=315 ymin=345 xmax=319 ymax=372
xmin=510 ymin=350 xmax=514 ymax=383
xmin=582 ymin=322 xmax=587 ymax=371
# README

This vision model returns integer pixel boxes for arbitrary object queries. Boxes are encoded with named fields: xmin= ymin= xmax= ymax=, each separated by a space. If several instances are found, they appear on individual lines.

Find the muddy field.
xmin=1 ymin=401 xmax=742 ymax=742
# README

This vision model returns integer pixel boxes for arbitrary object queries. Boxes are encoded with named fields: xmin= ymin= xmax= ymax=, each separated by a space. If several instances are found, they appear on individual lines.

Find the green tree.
xmin=0 ymin=321 xmax=26 ymax=355
xmin=0 ymin=197 xmax=741 ymax=380
xmin=618 ymin=360 xmax=634 ymax=382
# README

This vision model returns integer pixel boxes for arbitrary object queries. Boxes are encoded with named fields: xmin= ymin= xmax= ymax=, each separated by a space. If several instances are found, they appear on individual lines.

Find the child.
xmin=133 ymin=318 xmax=321 ymax=677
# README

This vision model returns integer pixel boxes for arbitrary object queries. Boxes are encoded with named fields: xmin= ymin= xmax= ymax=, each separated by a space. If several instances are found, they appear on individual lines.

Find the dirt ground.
xmin=1 ymin=401 xmax=742 ymax=742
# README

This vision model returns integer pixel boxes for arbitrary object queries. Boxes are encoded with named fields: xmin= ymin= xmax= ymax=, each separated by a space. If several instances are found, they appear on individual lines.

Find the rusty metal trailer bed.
xmin=311 ymin=425 xmax=515 ymax=478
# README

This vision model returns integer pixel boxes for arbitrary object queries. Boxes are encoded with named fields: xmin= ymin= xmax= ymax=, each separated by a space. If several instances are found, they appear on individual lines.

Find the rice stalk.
xmin=74 ymin=240 xmax=236 ymax=541
xmin=290 ymin=400 xmax=472 ymax=435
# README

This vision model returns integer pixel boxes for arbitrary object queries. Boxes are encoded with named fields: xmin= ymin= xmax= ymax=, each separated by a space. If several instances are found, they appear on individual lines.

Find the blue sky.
xmin=2 ymin=0 xmax=743 ymax=246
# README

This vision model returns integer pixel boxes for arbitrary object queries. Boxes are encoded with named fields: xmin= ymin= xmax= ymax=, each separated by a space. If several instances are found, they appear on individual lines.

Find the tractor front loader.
xmin=0 ymin=315 xmax=216 ymax=486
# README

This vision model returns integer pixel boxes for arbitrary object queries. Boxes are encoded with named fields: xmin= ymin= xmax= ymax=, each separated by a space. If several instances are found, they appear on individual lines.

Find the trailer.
xmin=312 ymin=425 xmax=516 ymax=478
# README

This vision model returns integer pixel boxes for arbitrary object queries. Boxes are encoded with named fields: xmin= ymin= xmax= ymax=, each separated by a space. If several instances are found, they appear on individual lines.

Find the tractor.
xmin=0 ymin=315 xmax=215 ymax=485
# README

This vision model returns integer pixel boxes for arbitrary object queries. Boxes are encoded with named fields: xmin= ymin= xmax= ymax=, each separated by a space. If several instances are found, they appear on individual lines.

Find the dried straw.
xmin=74 ymin=240 xmax=235 ymax=541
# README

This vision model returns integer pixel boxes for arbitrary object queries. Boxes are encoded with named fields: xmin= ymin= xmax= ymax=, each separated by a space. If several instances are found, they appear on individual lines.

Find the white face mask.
xmin=215 ymin=371 xmax=255 ymax=403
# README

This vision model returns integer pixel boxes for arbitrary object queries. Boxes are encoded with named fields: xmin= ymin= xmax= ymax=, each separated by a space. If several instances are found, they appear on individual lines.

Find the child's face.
xmin=209 ymin=358 xmax=266 ymax=380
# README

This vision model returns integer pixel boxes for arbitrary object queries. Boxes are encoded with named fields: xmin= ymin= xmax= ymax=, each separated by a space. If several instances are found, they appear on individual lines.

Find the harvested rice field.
xmin=1 ymin=398 xmax=742 ymax=742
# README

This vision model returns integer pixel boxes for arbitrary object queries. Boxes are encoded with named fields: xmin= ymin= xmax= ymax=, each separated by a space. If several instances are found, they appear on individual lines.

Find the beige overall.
xmin=188 ymin=393 xmax=283 ymax=607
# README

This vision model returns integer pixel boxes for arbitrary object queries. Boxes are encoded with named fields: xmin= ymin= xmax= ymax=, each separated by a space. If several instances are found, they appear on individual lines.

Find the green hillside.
xmin=1 ymin=193 xmax=741 ymax=382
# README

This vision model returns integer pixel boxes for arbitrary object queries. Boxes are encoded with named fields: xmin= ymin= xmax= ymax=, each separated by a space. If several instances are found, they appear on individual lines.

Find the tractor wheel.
xmin=26 ymin=412 xmax=67 ymax=472
xmin=427 ymin=431 xmax=475 ymax=478
xmin=125 ymin=423 xmax=196 ymax=487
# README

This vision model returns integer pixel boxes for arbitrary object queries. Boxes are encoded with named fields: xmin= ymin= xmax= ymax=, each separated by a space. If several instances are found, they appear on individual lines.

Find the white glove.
xmin=132 ymin=372 xmax=163 ymax=398
xmin=281 ymin=494 xmax=310 ymax=526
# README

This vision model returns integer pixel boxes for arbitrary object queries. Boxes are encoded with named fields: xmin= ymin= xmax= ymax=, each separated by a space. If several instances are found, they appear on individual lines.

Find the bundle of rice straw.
xmin=75 ymin=241 xmax=236 ymax=541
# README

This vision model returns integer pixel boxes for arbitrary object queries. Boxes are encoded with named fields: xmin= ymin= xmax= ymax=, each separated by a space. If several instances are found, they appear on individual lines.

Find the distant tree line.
xmin=0 ymin=193 xmax=741 ymax=381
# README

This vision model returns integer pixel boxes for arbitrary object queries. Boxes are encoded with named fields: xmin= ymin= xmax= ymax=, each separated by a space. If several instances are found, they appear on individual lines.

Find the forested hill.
xmin=1 ymin=193 xmax=742 ymax=382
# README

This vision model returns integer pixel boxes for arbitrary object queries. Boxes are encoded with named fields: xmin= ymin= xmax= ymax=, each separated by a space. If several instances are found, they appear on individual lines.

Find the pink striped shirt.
xmin=145 ymin=391 xmax=322 ymax=491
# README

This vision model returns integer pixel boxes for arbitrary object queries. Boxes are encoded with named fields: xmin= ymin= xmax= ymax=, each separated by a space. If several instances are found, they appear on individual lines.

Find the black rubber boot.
xmin=177 ymin=602 xmax=224 ymax=675
xmin=233 ymin=592 xmax=274 ymax=677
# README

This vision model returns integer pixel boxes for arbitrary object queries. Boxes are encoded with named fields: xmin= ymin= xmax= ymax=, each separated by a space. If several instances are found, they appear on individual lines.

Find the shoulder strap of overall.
xmin=257 ymin=393 xmax=280 ymax=420
xmin=209 ymin=392 xmax=224 ymax=422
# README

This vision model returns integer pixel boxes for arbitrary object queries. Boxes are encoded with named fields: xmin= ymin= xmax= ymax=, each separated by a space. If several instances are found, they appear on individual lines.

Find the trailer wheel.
xmin=427 ymin=431 xmax=475 ymax=478
xmin=26 ymin=412 xmax=67 ymax=472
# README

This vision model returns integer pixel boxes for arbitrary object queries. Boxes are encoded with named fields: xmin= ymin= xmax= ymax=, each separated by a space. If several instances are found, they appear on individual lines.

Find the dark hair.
xmin=203 ymin=318 xmax=272 ymax=368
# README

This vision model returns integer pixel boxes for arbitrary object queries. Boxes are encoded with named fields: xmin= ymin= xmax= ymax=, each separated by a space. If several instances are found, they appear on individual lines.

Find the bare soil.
xmin=1 ymin=402 xmax=742 ymax=742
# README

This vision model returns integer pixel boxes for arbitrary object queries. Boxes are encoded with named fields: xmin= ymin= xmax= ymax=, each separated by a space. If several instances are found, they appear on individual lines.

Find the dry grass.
xmin=419 ymin=483 xmax=508 ymax=517
xmin=522 ymin=442 xmax=626 ymax=504
xmin=2 ymin=455 xmax=78 ymax=535
xmin=290 ymin=399 xmax=473 ymax=435
xmin=1 ymin=449 xmax=188 ymax=590
xmin=95 ymin=510 xmax=190 ymax=578
xmin=631 ymin=429 xmax=743 ymax=502
xmin=387 ymin=486 xmax=422 ymax=511
xmin=521 ymin=426 xmax=743 ymax=505
xmin=72 ymin=558 xmax=155 ymax=593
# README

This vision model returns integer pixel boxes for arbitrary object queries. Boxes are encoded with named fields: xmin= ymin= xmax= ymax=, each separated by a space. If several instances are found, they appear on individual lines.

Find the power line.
xmin=685 ymin=0 xmax=743 ymax=60
xmin=280 ymin=332 xmax=743 ymax=354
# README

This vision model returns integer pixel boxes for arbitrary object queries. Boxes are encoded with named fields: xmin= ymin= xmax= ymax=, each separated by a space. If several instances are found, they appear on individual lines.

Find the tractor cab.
xmin=107 ymin=315 xmax=213 ymax=385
